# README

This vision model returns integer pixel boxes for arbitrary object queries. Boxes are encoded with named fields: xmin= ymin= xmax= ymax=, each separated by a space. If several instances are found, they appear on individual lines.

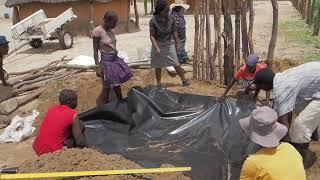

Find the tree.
xmin=144 ymin=0 xmax=148 ymax=15
xmin=267 ymin=0 xmax=278 ymax=68
xmin=133 ymin=0 xmax=139 ymax=28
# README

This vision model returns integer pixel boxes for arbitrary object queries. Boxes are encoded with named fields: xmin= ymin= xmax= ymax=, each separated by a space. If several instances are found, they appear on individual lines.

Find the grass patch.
xmin=280 ymin=18 xmax=320 ymax=62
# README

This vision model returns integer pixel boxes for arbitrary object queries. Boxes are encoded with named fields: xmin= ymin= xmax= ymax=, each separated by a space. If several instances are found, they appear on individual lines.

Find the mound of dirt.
xmin=19 ymin=148 xmax=190 ymax=180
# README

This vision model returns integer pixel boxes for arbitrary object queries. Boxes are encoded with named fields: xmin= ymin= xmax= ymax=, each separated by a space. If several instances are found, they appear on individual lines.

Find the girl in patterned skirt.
xmin=92 ymin=11 xmax=133 ymax=104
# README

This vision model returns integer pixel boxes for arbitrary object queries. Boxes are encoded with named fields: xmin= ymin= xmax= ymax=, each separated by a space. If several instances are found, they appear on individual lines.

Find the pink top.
xmin=92 ymin=26 xmax=117 ymax=53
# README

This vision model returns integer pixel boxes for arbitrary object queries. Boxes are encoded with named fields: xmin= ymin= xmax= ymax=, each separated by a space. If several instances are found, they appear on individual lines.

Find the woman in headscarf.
xmin=92 ymin=11 xmax=133 ymax=104
xmin=149 ymin=0 xmax=191 ymax=87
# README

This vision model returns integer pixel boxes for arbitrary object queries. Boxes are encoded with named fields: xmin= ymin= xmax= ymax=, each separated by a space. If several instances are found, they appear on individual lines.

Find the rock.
xmin=63 ymin=56 xmax=73 ymax=61
xmin=0 ymin=98 xmax=19 ymax=115
xmin=0 ymin=115 xmax=10 ymax=129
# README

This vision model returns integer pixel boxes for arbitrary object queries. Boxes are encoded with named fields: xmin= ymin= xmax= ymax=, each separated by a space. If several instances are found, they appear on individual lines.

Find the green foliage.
xmin=280 ymin=18 xmax=320 ymax=62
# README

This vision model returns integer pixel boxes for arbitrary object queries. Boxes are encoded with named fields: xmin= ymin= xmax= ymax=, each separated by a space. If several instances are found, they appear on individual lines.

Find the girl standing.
xmin=92 ymin=11 xmax=133 ymax=104
xmin=149 ymin=0 xmax=191 ymax=87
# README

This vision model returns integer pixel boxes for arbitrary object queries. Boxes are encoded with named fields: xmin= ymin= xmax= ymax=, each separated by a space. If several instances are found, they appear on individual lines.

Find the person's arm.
xmin=240 ymin=158 xmax=258 ymax=180
xmin=93 ymin=37 xmax=101 ymax=77
xmin=253 ymin=88 xmax=260 ymax=98
xmin=219 ymin=78 xmax=237 ymax=102
xmin=72 ymin=115 xmax=86 ymax=147
xmin=278 ymin=112 xmax=292 ymax=142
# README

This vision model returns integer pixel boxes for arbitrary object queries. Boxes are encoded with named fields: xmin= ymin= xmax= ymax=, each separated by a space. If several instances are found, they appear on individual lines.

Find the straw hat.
xmin=239 ymin=106 xmax=288 ymax=148
xmin=170 ymin=0 xmax=190 ymax=10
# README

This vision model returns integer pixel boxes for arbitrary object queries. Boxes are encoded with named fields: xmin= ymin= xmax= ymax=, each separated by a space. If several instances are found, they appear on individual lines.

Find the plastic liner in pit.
xmin=79 ymin=86 xmax=260 ymax=180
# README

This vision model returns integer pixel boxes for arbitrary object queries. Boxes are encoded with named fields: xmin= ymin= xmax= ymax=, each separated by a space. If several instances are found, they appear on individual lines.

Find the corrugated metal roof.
xmin=5 ymin=0 xmax=113 ymax=7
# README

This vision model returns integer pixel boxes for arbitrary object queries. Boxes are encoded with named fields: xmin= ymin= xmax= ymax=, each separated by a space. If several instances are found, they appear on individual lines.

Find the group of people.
xmin=2 ymin=0 xmax=319 ymax=179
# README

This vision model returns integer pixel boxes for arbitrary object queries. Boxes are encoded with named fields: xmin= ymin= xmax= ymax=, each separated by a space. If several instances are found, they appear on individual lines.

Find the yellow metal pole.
xmin=0 ymin=167 xmax=191 ymax=179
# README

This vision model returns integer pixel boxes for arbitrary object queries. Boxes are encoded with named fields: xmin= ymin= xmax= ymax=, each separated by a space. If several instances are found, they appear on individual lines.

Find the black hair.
xmin=154 ymin=0 xmax=169 ymax=15
xmin=59 ymin=89 xmax=77 ymax=105
xmin=254 ymin=68 xmax=275 ymax=86
xmin=172 ymin=6 xmax=183 ymax=12
xmin=103 ymin=11 xmax=118 ymax=23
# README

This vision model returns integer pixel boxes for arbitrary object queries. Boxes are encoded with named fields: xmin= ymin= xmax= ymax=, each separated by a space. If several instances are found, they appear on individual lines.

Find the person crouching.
xmin=33 ymin=89 xmax=85 ymax=156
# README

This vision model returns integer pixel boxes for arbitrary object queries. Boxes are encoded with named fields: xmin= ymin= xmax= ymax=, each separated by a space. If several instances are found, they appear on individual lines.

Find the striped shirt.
xmin=273 ymin=62 xmax=320 ymax=116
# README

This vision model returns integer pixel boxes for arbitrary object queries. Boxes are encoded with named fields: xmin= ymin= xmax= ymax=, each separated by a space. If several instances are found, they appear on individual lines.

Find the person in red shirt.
xmin=33 ymin=89 xmax=85 ymax=156
xmin=219 ymin=54 xmax=265 ymax=102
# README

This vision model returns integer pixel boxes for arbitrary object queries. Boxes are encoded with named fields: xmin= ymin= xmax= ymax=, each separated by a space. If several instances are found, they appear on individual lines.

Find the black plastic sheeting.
xmin=79 ymin=86 xmax=261 ymax=180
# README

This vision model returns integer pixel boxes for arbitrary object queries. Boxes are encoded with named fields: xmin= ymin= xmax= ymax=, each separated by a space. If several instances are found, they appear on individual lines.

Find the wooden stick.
xmin=248 ymin=0 xmax=255 ymax=54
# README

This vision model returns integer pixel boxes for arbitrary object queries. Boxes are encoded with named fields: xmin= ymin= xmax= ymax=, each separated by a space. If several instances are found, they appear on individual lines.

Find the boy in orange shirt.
xmin=219 ymin=54 xmax=265 ymax=102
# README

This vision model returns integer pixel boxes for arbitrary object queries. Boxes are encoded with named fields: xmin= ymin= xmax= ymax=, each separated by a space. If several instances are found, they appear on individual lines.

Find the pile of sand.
xmin=19 ymin=148 xmax=190 ymax=180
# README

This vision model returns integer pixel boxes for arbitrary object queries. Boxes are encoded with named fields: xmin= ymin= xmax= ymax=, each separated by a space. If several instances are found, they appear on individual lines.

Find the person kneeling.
xmin=33 ymin=89 xmax=85 ymax=156
xmin=240 ymin=106 xmax=306 ymax=180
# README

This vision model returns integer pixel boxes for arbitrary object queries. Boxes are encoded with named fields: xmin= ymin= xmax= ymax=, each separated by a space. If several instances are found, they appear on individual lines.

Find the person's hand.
xmin=96 ymin=66 xmax=101 ymax=78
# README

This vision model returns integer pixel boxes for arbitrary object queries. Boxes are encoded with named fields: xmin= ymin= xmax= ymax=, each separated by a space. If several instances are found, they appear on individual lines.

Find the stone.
xmin=0 ymin=115 xmax=10 ymax=129
xmin=0 ymin=98 xmax=19 ymax=115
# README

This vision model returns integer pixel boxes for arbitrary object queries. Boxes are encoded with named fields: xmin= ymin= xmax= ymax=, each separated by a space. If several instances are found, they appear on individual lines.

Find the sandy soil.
xmin=1 ymin=1 xmax=320 ymax=179
xmin=19 ymin=148 xmax=190 ymax=180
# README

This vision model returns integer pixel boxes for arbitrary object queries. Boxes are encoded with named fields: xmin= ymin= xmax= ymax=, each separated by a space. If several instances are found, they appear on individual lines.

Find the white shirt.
xmin=273 ymin=62 xmax=320 ymax=116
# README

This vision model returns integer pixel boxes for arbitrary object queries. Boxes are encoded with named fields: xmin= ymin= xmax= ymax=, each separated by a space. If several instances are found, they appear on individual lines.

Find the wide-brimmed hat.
xmin=239 ymin=106 xmax=287 ymax=148
xmin=0 ymin=35 xmax=9 ymax=46
xmin=170 ymin=0 xmax=190 ymax=10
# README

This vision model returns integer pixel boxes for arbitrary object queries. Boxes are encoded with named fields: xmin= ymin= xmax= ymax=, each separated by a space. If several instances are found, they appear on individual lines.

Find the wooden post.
xmin=308 ymin=0 xmax=316 ymax=25
xmin=193 ymin=1 xmax=200 ymax=79
xmin=89 ymin=1 xmax=95 ymax=36
xmin=248 ymin=0 xmax=255 ymax=54
xmin=12 ymin=6 xmax=20 ymax=25
xmin=144 ymin=0 xmax=148 ymax=15
xmin=127 ymin=0 xmax=131 ymax=32
xmin=267 ymin=0 xmax=278 ymax=68
xmin=235 ymin=0 xmax=241 ymax=71
xmin=223 ymin=0 xmax=235 ymax=85
xmin=266 ymin=0 xmax=279 ymax=105
xmin=217 ymin=0 xmax=223 ymax=84
xmin=306 ymin=0 xmax=312 ymax=23
xmin=206 ymin=0 xmax=214 ymax=80
xmin=241 ymin=0 xmax=249 ymax=60
xmin=302 ymin=0 xmax=307 ymax=19
xmin=151 ymin=0 xmax=154 ymax=14
xmin=200 ymin=1 xmax=205 ymax=80
xmin=133 ymin=0 xmax=140 ymax=28
xmin=313 ymin=5 xmax=320 ymax=35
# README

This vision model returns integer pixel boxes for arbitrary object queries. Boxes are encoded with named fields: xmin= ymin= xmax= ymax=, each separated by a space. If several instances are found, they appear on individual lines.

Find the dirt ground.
xmin=1 ymin=1 xmax=320 ymax=179
xmin=19 ymin=148 xmax=190 ymax=180
xmin=1 ymin=59 xmax=319 ymax=179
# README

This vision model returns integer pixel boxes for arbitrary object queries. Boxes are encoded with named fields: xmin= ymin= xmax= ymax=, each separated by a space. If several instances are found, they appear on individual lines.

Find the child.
xmin=92 ymin=11 xmax=133 ymax=104
xmin=219 ymin=54 xmax=265 ymax=102
xmin=33 ymin=89 xmax=85 ymax=156
xmin=0 ymin=35 xmax=10 ymax=86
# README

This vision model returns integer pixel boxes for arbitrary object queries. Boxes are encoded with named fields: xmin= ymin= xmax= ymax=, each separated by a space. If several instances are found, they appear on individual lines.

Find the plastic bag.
xmin=0 ymin=110 xmax=39 ymax=143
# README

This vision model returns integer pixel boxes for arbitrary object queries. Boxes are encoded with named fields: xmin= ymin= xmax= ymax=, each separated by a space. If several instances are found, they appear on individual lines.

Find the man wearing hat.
xmin=219 ymin=54 xmax=265 ymax=102
xmin=0 ymin=35 xmax=10 ymax=86
xmin=254 ymin=63 xmax=320 ymax=168
xmin=240 ymin=106 xmax=306 ymax=180
xmin=170 ymin=0 xmax=190 ymax=64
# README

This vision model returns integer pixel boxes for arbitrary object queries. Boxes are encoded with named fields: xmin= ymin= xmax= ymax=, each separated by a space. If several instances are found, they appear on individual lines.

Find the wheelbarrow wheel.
xmin=59 ymin=31 xmax=73 ymax=49
xmin=29 ymin=39 xmax=43 ymax=48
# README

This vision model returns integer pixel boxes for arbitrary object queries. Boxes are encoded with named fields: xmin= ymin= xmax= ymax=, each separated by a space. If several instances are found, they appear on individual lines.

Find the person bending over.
xmin=219 ymin=54 xmax=264 ymax=102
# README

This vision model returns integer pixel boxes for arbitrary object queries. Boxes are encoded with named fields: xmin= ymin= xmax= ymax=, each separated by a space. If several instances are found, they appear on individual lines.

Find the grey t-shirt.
xmin=149 ymin=15 xmax=177 ymax=43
